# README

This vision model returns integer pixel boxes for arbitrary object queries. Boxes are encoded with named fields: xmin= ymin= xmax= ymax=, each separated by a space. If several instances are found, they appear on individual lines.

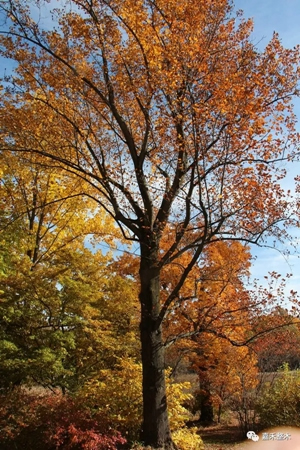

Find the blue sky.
xmin=234 ymin=1 xmax=300 ymax=301
xmin=235 ymin=0 xmax=300 ymax=49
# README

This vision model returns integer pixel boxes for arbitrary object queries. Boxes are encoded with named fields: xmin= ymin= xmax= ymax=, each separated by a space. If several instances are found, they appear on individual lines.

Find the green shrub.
xmin=256 ymin=363 xmax=300 ymax=428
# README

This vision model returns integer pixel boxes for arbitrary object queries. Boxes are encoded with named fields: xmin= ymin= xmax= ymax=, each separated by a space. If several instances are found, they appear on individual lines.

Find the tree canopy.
xmin=0 ymin=0 xmax=300 ymax=447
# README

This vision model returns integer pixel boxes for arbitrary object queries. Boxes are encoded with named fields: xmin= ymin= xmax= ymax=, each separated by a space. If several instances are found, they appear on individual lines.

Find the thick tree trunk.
xmin=139 ymin=247 xmax=176 ymax=449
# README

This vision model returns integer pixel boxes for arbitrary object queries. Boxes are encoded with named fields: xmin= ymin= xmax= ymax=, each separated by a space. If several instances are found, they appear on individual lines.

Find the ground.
xmin=200 ymin=424 xmax=251 ymax=449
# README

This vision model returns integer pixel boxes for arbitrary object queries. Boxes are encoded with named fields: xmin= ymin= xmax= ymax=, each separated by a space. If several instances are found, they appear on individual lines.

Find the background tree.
xmin=162 ymin=241 xmax=258 ymax=425
xmin=163 ymin=241 xmax=252 ymax=346
xmin=1 ymin=0 xmax=300 ymax=447
xmin=190 ymin=336 xmax=258 ymax=427
xmin=0 ymin=153 xmax=139 ymax=391
xmin=251 ymin=306 xmax=300 ymax=372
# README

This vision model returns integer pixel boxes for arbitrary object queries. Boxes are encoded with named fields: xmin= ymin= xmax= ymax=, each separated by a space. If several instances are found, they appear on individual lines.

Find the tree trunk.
xmin=139 ymin=246 xmax=176 ymax=449
xmin=199 ymin=396 xmax=214 ymax=425
xmin=217 ymin=404 xmax=222 ymax=424
xmin=199 ymin=377 xmax=214 ymax=425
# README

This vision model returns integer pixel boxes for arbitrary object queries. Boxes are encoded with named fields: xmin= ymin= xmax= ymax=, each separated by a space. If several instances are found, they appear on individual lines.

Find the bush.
xmin=0 ymin=388 xmax=126 ymax=450
xmin=78 ymin=358 xmax=204 ymax=448
xmin=172 ymin=427 xmax=204 ymax=450
xmin=0 ymin=361 xmax=205 ymax=449
xmin=256 ymin=363 xmax=300 ymax=429
xmin=78 ymin=358 xmax=142 ymax=441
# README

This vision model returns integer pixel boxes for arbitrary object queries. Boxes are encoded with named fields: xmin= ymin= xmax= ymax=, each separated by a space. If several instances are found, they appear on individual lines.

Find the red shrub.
xmin=0 ymin=388 xmax=126 ymax=450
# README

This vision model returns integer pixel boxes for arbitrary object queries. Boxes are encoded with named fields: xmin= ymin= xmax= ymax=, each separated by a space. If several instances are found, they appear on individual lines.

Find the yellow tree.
xmin=0 ymin=151 xmax=139 ymax=390
xmin=0 ymin=0 xmax=300 ymax=447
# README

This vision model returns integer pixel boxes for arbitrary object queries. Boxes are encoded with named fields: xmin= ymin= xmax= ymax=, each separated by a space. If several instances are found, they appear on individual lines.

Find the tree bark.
xmin=199 ymin=377 xmax=214 ymax=425
xmin=199 ymin=397 xmax=214 ymax=425
xmin=139 ymin=244 xmax=176 ymax=449
xmin=217 ymin=404 xmax=222 ymax=424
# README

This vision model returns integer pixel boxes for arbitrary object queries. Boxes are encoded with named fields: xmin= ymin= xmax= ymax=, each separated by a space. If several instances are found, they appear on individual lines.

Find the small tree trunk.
xmin=199 ymin=377 xmax=214 ymax=425
xmin=217 ymin=404 xmax=222 ymax=424
xmin=199 ymin=396 xmax=214 ymax=424
xmin=139 ymin=244 xmax=176 ymax=449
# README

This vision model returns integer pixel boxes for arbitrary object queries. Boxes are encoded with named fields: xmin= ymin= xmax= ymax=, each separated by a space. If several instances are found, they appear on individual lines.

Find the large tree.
xmin=0 ymin=0 xmax=299 ymax=447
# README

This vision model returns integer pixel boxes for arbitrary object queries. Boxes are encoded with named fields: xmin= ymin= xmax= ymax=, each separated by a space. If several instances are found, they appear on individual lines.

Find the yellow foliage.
xmin=78 ymin=360 xmax=201 ymax=444
xmin=80 ymin=358 xmax=142 ymax=440
xmin=172 ymin=427 xmax=204 ymax=450
xmin=165 ymin=369 xmax=192 ymax=431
